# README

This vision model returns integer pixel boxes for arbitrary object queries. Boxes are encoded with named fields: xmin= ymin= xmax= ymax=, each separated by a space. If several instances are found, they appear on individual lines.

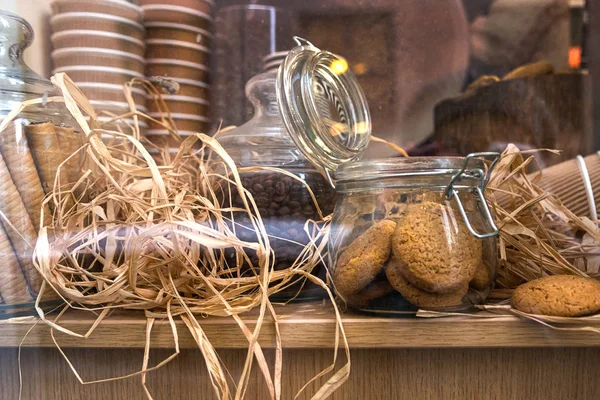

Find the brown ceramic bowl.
xmin=148 ymin=95 xmax=209 ymax=115
xmin=52 ymin=47 xmax=145 ymax=74
xmin=145 ymin=39 xmax=210 ymax=65
xmin=148 ymin=112 xmax=210 ymax=133
xmin=50 ymin=12 xmax=145 ymax=40
xmin=90 ymin=100 xmax=148 ymax=115
xmin=145 ymin=59 xmax=210 ymax=81
xmin=145 ymin=22 xmax=212 ymax=47
xmin=138 ymin=0 xmax=214 ymax=15
xmin=51 ymin=0 xmax=144 ymax=23
xmin=97 ymin=117 xmax=149 ymax=132
xmin=51 ymin=30 xmax=145 ymax=57
xmin=144 ymin=130 xmax=199 ymax=149
xmin=75 ymin=82 xmax=147 ymax=106
xmin=140 ymin=4 xmax=212 ymax=30
xmin=170 ymin=78 xmax=210 ymax=98
xmin=53 ymin=66 xmax=145 ymax=85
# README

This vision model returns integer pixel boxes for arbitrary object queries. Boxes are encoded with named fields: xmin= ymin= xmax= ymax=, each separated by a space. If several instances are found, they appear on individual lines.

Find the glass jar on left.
xmin=0 ymin=11 xmax=81 ymax=317
xmin=216 ymin=58 xmax=336 ymax=301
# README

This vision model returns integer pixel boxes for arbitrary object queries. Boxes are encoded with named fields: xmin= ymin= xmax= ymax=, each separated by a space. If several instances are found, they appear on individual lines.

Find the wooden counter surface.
xmin=1 ymin=302 xmax=598 ymax=349
xmin=1 ymin=303 xmax=599 ymax=399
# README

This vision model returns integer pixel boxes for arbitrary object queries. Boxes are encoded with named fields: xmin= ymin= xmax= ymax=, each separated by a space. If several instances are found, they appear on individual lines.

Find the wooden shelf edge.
xmin=0 ymin=303 xmax=598 ymax=349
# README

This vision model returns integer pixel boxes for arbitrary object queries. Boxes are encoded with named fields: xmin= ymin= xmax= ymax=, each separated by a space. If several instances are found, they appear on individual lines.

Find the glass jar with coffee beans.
xmin=216 ymin=54 xmax=335 ymax=301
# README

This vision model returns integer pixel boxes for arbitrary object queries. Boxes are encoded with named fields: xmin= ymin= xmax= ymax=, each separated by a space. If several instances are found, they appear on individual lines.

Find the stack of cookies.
xmin=333 ymin=202 xmax=489 ymax=310
xmin=49 ymin=0 xmax=148 ymax=130
xmin=140 ymin=0 xmax=214 ymax=148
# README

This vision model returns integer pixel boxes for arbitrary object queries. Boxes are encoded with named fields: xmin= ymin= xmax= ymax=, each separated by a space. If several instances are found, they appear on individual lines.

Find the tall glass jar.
xmin=0 ymin=11 xmax=78 ymax=318
xmin=216 ymin=64 xmax=335 ymax=301
xmin=273 ymin=38 xmax=499 ymax=314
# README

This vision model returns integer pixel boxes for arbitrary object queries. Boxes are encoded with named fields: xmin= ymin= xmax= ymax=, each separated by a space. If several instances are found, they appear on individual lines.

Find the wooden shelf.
xmin=1 ymin=302 xmax=598 ymax=349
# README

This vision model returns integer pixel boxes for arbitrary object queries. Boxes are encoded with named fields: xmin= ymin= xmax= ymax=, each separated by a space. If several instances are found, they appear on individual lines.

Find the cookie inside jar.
xmin=330 ymin=187 xmax=498 ymax=314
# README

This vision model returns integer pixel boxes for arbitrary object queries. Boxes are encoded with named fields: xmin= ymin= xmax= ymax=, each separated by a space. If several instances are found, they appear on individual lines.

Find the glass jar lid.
xmin=0 ymin=11 xmax=57 ymax=100
xmin=276 ymin=37 xmax=371 ymax=179
xmin=0 ymin=11 xmax=71 ymax=128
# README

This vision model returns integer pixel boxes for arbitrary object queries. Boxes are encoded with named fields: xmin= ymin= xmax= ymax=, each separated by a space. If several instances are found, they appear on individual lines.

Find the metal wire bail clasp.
xmin=444 ymin=152 xmax=501 ymax=239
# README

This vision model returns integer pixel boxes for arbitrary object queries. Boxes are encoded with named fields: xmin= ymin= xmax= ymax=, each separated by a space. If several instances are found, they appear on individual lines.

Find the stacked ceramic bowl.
xmin=140 ymin=0 xmax=214 ymax=147
xmin=50 ymin=0 xmax=148 ymax=130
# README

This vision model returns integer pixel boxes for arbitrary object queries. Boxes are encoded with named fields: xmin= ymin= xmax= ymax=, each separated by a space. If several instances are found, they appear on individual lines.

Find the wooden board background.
xmin=1 ymin=347 xmax=599 ymax=399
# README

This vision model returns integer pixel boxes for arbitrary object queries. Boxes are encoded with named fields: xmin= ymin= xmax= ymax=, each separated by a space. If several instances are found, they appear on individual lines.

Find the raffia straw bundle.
xmin=487 ymin=144 xmax=600 ymax=294
xmin=0 ymin=73 xmax=349 ymax=400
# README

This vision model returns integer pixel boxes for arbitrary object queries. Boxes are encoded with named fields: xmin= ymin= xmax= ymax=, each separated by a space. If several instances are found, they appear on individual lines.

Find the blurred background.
xmin=3 ymin=0 xmax=595 ymax=161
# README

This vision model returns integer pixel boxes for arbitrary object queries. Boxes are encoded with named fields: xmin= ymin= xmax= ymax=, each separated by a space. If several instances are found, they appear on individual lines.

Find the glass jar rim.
xmin=276 ymin=37 xmax=371 ymax=176
xmin=334 ymin=156 xmax=486 ymax=183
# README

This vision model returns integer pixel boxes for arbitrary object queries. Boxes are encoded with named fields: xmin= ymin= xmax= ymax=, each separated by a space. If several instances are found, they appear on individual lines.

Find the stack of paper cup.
xmin=140 ymin=0 xmax=214 ymax=146
xmin=49 ymin=0 xmax=147 ymax=122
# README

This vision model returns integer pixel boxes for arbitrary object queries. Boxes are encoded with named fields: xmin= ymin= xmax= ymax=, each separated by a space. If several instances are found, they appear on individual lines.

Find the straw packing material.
xmin=50 ymin=12 xmax=145 ymax=41
xmin=148 ymin=95 xmax=209 ymax=115
xmin=148 ymin=112 xmax=209 ymax=132
xmin=486 ymin=145 xmax=600 ymax=290
xmin=97 ymin=117 xmax=149 ymax=131
xmin=139 ymin=0 xmax=214 ymax=15
xmin=0 ymin=220 xmax=31 ymax=304
xmin=145 ymin=21 xmax=213 ymax=47
xmin=145 ymin=39 xmax=210 ymax=65
xmin=0 ymin=150 xmax=40 ymax=295
xmin=146 ymin=145 xmax=185 ymax=165
xmin=51 ymin=0 xmax=144 ymax=23
xmin=53 ymin=66 xmax=145 ymax=86
xmin=0 ymin=121 xmax=48 ymax=230
xmin=530 ymin=152 xmax=600 ymax=219
xmin=145 ymin=129 xmax=199 ymax=148
xmin=10 ymin=73 xmax=349 ymax=399
xmin=143 ymin=133 xmax=184 ymax=149
xmin=141 ymin=4 xmax=213 ymax=29
xmin=51 ymin=30 xmax=146 ymax=57
xmin=52 ymin=47 xmax=146 ymax=75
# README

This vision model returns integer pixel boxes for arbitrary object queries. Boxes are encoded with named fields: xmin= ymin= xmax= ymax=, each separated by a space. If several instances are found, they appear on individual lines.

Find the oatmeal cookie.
xmin=511 ymin=275 xmax=600 ymax=317
xmin=385 ymin=260 xmax=469 ymax=308
xmin=386 ymin=258 xmax=468 ymax=308
xmin=470 ymin=262 xmax=491 ymax=291
xmin=391 ymin=201 xmax=481 ymax=293
xmin=333 ymin=220 xmax=396 ymax=297
xmin=344 ymin=279 xmax=394 ymax=307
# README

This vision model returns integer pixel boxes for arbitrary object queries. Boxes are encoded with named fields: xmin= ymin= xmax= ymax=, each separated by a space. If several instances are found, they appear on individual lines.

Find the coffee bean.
xmin=218 ymin=170 xmax=336 ymax=298
xmin=278 ymin=206 xmax=291 ymax=216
